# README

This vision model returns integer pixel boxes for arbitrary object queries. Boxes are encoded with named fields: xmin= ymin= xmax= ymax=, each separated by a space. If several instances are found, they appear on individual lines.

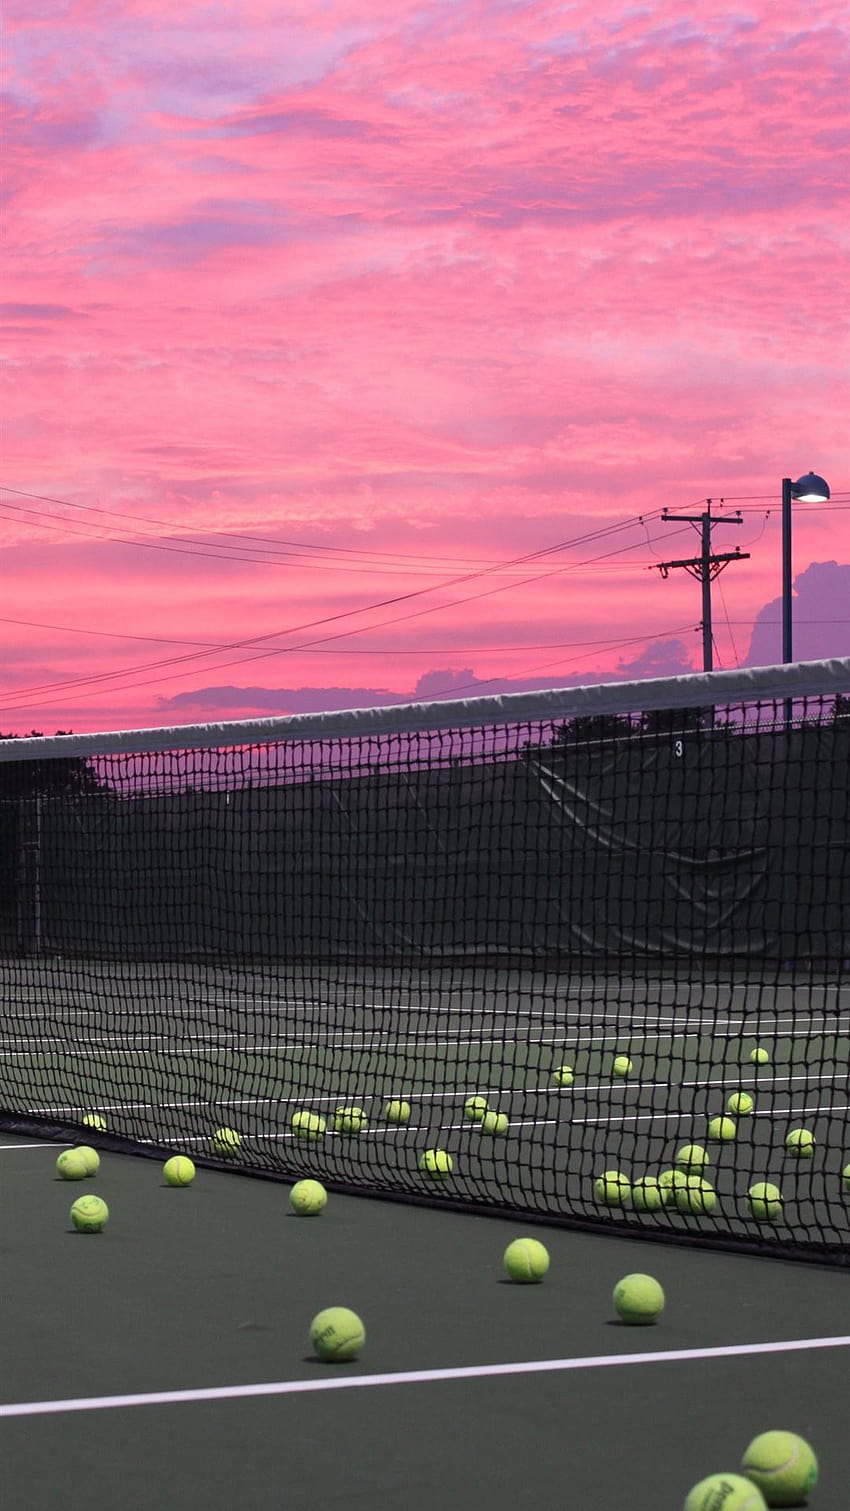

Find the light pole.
xmin=781 ymin=471 xmax=830 ymax=665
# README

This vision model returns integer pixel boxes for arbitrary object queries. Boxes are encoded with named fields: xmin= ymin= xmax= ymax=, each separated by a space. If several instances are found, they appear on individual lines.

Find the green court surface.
xmin=1 ymin=1134 xmax=847 ymax=1511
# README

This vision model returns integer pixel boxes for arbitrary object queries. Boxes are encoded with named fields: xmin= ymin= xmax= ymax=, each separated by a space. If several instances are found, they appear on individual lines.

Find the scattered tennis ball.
xmin=785 ymin=1127 xmax=815 ymax=1158
xmin=631 ymin=1176 xmax=665 ymax=1211
xmin=75 ymin=1145 xmax=101 ymax=1176
xmin=70 ymin=1194 xmax=109 ymax=1233
xmin=503 ymin=1237 xmax=550 ymax=1283
xmin=675 ymin=1175 xmax=717 ymax=1215
xmin=291 ymin=1111 xmax=327 ymax=1140
xmin=740 ymin=1430 xmax=818 ymax=1507
xmin=419 ymin=1148 xmax=452 ymax=1179
xmin=163 ymin=1155 xmax=195 ymax=1186
xmin=553 ymin=1064 xmax=574 ymax=1087
xmin=212 ymin=1126 xmax=242 ymax=1156
xmin=594 ymin=1170 xmax=631 ymax=1206
xmin=684 ymin=1472 xmax=767 ymax=1510
xmin=310 ymin=1307 xmax=365 ymax=1362
xmin=612 ymin=1055 xmax=633 ymax=1078
xmin=384 ymin=1100 xmax=411 ymax=1124
xmin=747 ymin=1181 xmax=783 ymax=1222
xmin=675 ymin=1143 xmax=710 ymax=1172
xmin=81 ymin=1113 xmax=107 ymax=1133
xmin=708 ymin=1115 xmax=737 ymax=1142
xmin=612 ymin=1273 xmax=664 ymax=1325
xmin=480 ymin=1110 xmax=509 ymax=1135
xmin=56 ymin=1150 xmax=89 ymax=1181
xmin=463 ymin=1096 xmax=489 ymax=1122
xmin=727 ymin=1092 xmax=754 ymax=1116
xmin=749 ymin=1046 xmax=771 ymax=1065
xmin=843 ymin=1161 xmax=850 ymax=1193
xmin=333 ymin=1106 xmax=367 ymax=1134
xmin=289 ymin=1178 xmax=327 ymax=1215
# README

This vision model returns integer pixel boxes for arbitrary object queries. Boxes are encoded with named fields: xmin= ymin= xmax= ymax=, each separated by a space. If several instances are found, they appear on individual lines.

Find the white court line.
xmin=1 ymin=1335 xmax=848 ymax=1420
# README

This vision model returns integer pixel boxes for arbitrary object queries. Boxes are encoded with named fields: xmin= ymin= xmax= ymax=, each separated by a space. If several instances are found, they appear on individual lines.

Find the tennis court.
xmin=1 ymin=659 xmax=849 ymax=1507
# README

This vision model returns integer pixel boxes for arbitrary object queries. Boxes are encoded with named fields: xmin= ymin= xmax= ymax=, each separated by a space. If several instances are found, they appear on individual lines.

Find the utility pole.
xmin=653 ymin=501 xmax=750 ymax=671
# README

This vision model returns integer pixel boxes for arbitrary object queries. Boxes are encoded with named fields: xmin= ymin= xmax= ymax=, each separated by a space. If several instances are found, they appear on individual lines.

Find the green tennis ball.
xmin=708 ymin=1115 xmax=737 ymax=1142
xmin=675 ymin=1175 xmax=717 ymax=1215
xmin=785 ymin=1127 xmax=815 ymax=1158
xmin=553 ymin=1064 xmax=574 ymax=1087
xmin=684 ymin=1472 xmax=767 ymax=1510
xmin=75 ymin=1145 xmax=101 ymax=1175
xmin=843 ymin=1161 xmax=850 ymax=1193
xmin=384 ymin=1100 xmax=411 ymax=1124
xmin=749 ymin=1046 xmax=771 ymax=1065
xmin=741 ymin=1430 xmax=818 ymax=1506
xmin=728 ymin=1092 xmax=754 ymax=1116
xmin=289 ymin=1178 xmax=327 ymax=1215
xmin=747 ymin=1181 xmax=783 ymax=1222
xmin=480 ymin=1110 xmax=509 ymax=1135
xmin=310 ymin=1306 xmax=365 ymax=1362
xmin=612 ymin=1272 xmax=664 ymax=1325
xmin=675 ymin=1143 xmax=710 ymax=1172
xmin=163 ymin=1155 xmax=195 ymax=1186
xmin=81 ymin=1113 xmax=107 ymax=1133
xmin=503 ymin=1237 xmax=550 ymax=1283
xmin=631 ymin=1176 xmax=665 ymax=1212
xmin=612 ymin=1055 xmax=633 ymax=1078
xmin=333 ymin=1106 xmax=367 ymax=1134
xmin=463 ymin=1095 xmax=489 ymax=1122
xmin=594 ymin=1169 xmax=630 ymax=1206
xmin=56 ymin=1150 xmax=89 ymax=1181
xmin=70 ymin=1194 xmax=109 ymax=1233
xmin=212 ymin=1126 xmax=242 ymax=1156
xmin=291 ymin=1111 xmax=326 ymax=1140
xmin=419 ymin=1148 xmax=452 ymax=1178
xmin=659 ymin=1168 xmax=690 ymax=1195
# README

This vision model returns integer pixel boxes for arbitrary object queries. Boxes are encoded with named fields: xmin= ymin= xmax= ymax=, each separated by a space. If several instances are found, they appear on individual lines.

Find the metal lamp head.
xmin=791 ymin=472 xmax=830 ymax=502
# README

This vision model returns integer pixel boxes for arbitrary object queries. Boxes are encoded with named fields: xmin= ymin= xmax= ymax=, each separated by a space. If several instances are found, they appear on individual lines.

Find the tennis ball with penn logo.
xmin=310 ymin=1307 xmax=365 ymax=1362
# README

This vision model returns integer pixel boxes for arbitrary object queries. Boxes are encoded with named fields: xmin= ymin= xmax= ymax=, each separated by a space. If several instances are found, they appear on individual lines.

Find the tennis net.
xmin=1 ymin=658 xmax=848 ymax=1264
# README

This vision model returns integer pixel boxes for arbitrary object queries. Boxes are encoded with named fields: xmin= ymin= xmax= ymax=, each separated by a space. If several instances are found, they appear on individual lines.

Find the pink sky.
xmin=2 ymin=0 xmax=848 ymax=735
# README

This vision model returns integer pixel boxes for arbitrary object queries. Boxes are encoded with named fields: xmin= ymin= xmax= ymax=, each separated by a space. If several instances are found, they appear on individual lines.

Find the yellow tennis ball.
xmin=843 ymin=1161 xmax=850 ymax=1193
xmin=310 ymin=1307 xmax=365 ymax=1362
xmin=384 ymin=1100 xmax=411 ymax=1124
xmin=480 ymin=1110 xmax=508 ymax=1135
xmin=747 ymin=1181 xmax=783 ymax=1222
xmin=675 ymin=1175 xmax=717 ymax=1215
xmin=553 ymin=1064 xmax=574 ymax=1087
xmin=163 ymin=1155 xmax=195 ymax=1186
xmin=631 ymin=1176 xmax=665 ymax=1211
xmin=75 ymin=1145 xmax=101 ymax=1175
xmin=612 ymin=1055 xmax=633 ymax=1078
xmin=728 ymin=1092 xmax=754 ymax=1116
xmin=70 ymin=1194 xmax=109 ymax=1233
xmin=749 ymin=1046 xmax=771 ymax=1065
xmin=740 ymin=1430 xmax=818 ymax=1506
xmin=503 ymin=1237 xmax=549 ymax=1283
xmin=684 ymin=1472 xmax=767 ymax=1510
xmin=708 ymin=1116 xmax=737 ymax=1142
xmin=463 ymin=1096 xmax=489 ymax=1122
xmin=675 ymin=1144 xmax=710 ymax=1172
xmin=333 ymin=1106 xmax=367 ymax=1134
xmin=289 ymin=1178 xmax=327 ymax=1215
xmin=212 ymin=1126 xmax=241 ymax=1156
xmin=291 ymin=1111 xmax=327 ymax=1140
xmin=419 ymin=1148 xmax=452 ymax=1178
xmin=56 ymin=1150 xmax=89 ymax=1181
xmin=612 ymin=1273 xmax=664 ymax=1325
xmin=784 ymin=1127 xmax=815 ymax=1158
xmin=594 ymin=1170 xmax=630 ymax=1206
xmin=81 ymin=1113 xmax=107 ymax=1133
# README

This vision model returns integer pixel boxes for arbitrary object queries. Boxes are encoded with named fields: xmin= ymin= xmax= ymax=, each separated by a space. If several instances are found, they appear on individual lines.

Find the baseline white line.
xmin=1 ymin=1336 xmax=848 ymax=1420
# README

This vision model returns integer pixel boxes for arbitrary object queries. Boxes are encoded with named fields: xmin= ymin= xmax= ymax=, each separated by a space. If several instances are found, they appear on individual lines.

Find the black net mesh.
xmin=1 ymin=661 xmax=848 ymax=1264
